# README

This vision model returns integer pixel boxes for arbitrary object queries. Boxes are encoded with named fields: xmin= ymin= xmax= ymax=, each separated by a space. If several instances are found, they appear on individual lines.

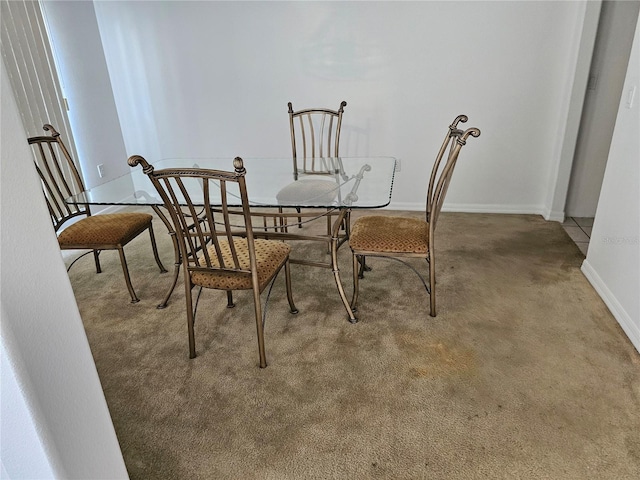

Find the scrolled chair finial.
xmin=456 ymin=126 xmax=481 ymax=146
xmin=450 ymin=115 xmax=468 ymax=130
xmin=462 ymin=127 xmax=481 ymax=140
xmin=339 ymin=100 xmax=347 ymax=112
xmin=43 ymin=124 xmax=60 ymax=138
xmin=128 ymin=155 xmax=155 ymax=175
xmin=356 ymin=164 xmax=371 ymax=179
xmin=233 ymin=157 xmax=246 ymax=175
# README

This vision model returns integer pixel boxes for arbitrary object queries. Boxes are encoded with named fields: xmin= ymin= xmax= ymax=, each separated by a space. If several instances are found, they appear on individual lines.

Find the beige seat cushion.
xmin=349 ymin=215 xmax=429 ymax=254
xmin=57 ymin=213 xmax=152 ymax=247
xmin=276 ymin=178 xmax=338 ymax=205
xmin=191 ymin=238 xmax=291 ymax=291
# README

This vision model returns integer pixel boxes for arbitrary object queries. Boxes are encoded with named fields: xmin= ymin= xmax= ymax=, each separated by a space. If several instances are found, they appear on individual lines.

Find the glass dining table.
xmin=66 ymin=156 xmax=396 ymax=322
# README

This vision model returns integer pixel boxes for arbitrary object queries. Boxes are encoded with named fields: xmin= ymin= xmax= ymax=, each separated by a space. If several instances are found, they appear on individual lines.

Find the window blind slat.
xmin=1 ymin=0 xmax=79 ymax=176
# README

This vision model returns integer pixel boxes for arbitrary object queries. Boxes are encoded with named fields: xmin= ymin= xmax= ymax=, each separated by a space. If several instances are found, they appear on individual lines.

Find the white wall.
xmin=0 ymin=59 xmax=128 ymax=478
xmin=581 ymin=12 xmax=640 ymax=354
xmin=84 ymin=0 xmax=588 ymax=215
xmin=40 ymin=0 xmax=129 ymax=190
xmin=1 ymin=333 xmax=55 ymax=479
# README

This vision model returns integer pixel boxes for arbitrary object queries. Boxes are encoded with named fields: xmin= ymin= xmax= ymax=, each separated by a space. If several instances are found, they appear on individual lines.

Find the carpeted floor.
xmin=67 ymin=210 xmax=640 ymax=479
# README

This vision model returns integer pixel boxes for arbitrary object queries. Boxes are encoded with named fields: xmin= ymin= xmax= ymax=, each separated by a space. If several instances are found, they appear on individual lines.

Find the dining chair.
xmin=349 ymin=115 xmax=481 ymax=317
xmin=127 ymin=155 xmax=298 ymax=367
xmin=288 ymin=101 xmax=347 ymax=178
xmin=27 ymin=124 xmax=167 ymax=303
xmin=274 ymin=101 xmax=348 ymax=235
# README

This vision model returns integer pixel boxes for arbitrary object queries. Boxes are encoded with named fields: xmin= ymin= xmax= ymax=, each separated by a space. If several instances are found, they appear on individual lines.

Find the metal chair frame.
xmin=350 ymin=115 xmax=481 ymax=317
xmin=128 ymin=155 xmax=298 ymax=367
xmin=280 ymin=100 xmax=349 ymax=254
xmin=288 ymin=101 xmax=347 ymax=179
xmin=27 ymin=124 xmax=167 ymax=303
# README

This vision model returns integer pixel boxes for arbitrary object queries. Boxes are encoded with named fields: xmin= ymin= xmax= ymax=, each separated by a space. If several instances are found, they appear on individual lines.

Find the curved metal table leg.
xmin=331 ymin=209 xmax=358 ymax=323
xmin=152 ymin=206 xmax=182 ymax=309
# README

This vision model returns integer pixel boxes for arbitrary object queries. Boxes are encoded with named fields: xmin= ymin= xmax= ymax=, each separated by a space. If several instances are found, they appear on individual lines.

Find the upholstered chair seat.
xmin=192 ymin=239 xmax=291 ymax=291
xmin=349 ymin=216 xmax=429 ymax=254
xmin=275 ymin=178 xmax=338 ymax=206
xmin=57 ymin=213 xmax=154 ymax=247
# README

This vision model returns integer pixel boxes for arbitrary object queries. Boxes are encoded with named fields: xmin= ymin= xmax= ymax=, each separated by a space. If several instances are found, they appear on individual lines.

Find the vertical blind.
xmin=1 ymin=0 xmax=78 ymax=165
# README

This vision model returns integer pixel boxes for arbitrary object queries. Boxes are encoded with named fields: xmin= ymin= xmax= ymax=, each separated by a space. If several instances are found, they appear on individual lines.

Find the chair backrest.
xmin=128 ymin=155 xmax=259 ymax=279
xmin=426 ymin=115 xmax=481 ymax=231
xmin=288 ymin=101 xmax=347 ymax=177
xmin=27 ymin=124 xmax=89 ymax=232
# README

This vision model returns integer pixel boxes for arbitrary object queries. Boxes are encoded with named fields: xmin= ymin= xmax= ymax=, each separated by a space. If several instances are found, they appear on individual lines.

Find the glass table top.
xmin=67 ymin=157 xmax=397 ymax=209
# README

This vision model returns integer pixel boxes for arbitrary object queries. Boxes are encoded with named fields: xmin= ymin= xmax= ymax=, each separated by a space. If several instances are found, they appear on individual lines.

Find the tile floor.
xmin=562 ymin=217 xmax=594 ymax=256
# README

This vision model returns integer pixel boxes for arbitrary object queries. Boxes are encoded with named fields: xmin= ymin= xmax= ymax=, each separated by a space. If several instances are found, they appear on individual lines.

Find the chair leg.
xmin=351 ymin=253 xmax=360 ymax=311
xmin=117 ymin=247 xmax=140 ymax=303
xmin=358 ymin=256 xmax=368 ymax=279
xmin=251 ymin=286 xmax=267 ymax=368
xmin=284 ymin=260 xmax=298 ymax=314
xmin=343 ymin=210 xmax=351 ymax=235
xmin=147 ymin=224 xmax=168 ymax=273
xmin=157 ymin=233 xmax=181 ymax=309
xmin=93 ymin=249 xmax=102 ymax=273
xmin=326 ymin=212 xmax=332 ymax=253
xmin=184 ymin=280 xmax=197 ymax=359
xmin=226 ymin=291 xmax=235 ymax=308
xmin=428 ymin=255 xmax=436 ymax=317
xmin=278 ymin=207 xmax=290 ymax=233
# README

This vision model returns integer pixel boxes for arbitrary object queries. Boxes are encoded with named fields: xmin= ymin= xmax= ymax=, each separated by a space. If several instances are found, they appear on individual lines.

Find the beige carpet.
xmin=67 ymin=210 xmax=640 ymax=479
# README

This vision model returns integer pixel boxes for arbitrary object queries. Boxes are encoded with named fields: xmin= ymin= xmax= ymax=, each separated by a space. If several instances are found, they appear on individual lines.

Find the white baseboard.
xmin=91 ymin=203 xmax=127 ymax=215
xmin=581 ymin=259 xmax=640 ymax=354
xmin=543 ymin=209 xmax=566 ymax=222
xmin=386 ymin=201 xmax=551 ymax=217
xmin=385 ymin=202 xmax=424 ymax=211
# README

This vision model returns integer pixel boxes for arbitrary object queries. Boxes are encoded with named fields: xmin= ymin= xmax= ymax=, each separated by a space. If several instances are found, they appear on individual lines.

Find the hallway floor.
xmin=562 ymin=217 xmax=594 ymax=256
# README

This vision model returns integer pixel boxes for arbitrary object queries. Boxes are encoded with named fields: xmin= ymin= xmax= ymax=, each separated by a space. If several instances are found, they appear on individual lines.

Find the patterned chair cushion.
xmin=191 ymin=238 xmax=291 ymax=291
xmin=349 ymin=215 xmax=429 ymax=254
xmin=57 ymin=213 xmax=152 ymax=247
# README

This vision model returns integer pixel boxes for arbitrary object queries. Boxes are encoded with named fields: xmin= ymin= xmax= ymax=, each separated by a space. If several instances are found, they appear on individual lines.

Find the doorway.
xmin=565 ymin=0 xmax=640 ymax=218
